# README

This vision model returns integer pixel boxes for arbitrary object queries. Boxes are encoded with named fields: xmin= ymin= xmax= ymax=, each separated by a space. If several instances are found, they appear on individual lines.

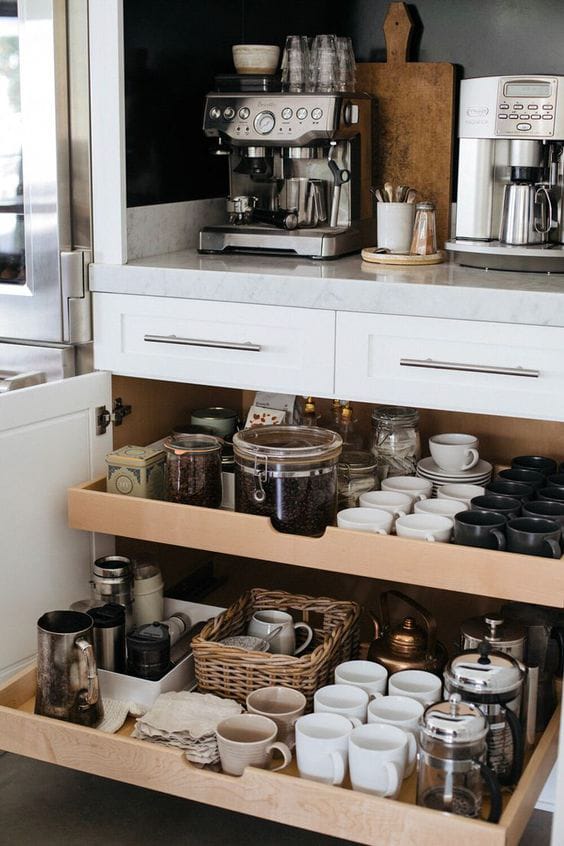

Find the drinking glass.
xmin=309 ymin=34 xmax=337 ymax=93
xmin=336 ymin=36 xmax=356 ymax=92
xmin=281 ymin=35 xmax=309 ymax=93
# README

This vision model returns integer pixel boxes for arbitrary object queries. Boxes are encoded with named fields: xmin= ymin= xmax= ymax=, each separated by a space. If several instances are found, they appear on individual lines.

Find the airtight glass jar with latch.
xmin=233 ymin=426 xmax=342 ymax=536
xmin=338 ymin=450 xmax=379 ymax=509
xmin=164 ymin=434 xmax=223 ymax=508
xmin=371 ymin=406 xmax=421 ymax=481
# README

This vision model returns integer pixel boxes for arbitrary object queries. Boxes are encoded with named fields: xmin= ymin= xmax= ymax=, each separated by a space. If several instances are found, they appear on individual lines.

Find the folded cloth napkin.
xmin=132 ymin=690 xmax=243 ymax=765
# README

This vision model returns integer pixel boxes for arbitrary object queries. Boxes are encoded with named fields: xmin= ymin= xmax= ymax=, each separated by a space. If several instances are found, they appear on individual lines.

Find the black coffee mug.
xmin=511 ymin=455 xmax=557 ymax=477
xmin=497 ymin=468 xmax=545 ymax=491
xmin=454 ymin=510 xmax=507 ymax=550
xmin=486 ymin=480 xmax=534 ymax=502
xmin=506 ymin=517 xmax=562 ymax=558
xmin=522 ymin=499 xmax=564 ymax=529
xmin=546 ymin=473 xmax=564 ymax=493
xmin=537 ymin=486 xmax=564 ymax=504
xmin=470 ymin=494 xmax=521 ymax=520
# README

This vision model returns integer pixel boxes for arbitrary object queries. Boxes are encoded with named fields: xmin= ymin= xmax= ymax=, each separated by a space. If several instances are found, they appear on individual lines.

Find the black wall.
xmin=125 ymin=0 xmax=564 ymax=207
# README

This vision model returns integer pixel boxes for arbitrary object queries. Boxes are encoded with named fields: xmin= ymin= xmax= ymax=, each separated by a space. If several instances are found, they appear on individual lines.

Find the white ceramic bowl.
xmin=232 ymin=44 xmax=280 ymax=75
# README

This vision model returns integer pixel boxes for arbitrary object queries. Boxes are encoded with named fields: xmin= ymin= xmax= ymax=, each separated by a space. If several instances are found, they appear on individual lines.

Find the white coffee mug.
xmin=395 ymin=513 xmax=453 ymax=543
xmin=295 ymin=712 xmax=356 ymax=784
xmin=388 ymin=670 xmax=442 ymax=707
xmin=381 ymin=476 xmax=432 ymax=502
xmin=314 ymin=684 xmax=368 ymax=723
xmin=216 ymin=714 xmax=292 ymax=777
xmin=359 ymin=490 xmax=413 ymax=519
xmin=429 ymin=433 xmax=479 ymax=473
xmin=367 ymin=695 xmax=423 ymax=776
xmin=438 ymin=483 xmax=486 ymax=505
xmin=247 ymin=609 xmax=313 ymax=656
xmin=334 ymin=660 xmax=388 ymax=698
xmin=348 ymin=723 xmax=408 ymax=797
xmin=414 ymin=498 xmax=468 ymax=518
xmin=337 ymin=507 xmax=393 ymax=535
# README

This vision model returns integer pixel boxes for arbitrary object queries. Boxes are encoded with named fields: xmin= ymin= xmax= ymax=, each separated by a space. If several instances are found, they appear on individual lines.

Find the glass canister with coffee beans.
xmin=233 ymin=425 xmax=342 ymax=536
xmin=164 ymin=434 xmax=223 ymax=508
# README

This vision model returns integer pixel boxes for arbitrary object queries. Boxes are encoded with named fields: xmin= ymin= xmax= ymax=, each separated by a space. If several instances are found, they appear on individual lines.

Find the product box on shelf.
xmin=98 ymin=598 xmax=225 ymax=709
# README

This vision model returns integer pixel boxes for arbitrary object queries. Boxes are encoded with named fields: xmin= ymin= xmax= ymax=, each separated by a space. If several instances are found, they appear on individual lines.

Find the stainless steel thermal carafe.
xmin=91 ymin=555 xmax=134 ymax=631
xmin=499 ymin=182 xmax=552 ymax=245
xmin=35 ymin=610 xmax=103 ymax=727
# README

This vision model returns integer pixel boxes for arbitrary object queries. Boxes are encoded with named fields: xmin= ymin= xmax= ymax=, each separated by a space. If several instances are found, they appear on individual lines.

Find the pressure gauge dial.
xmin=254 ymin=110 xmax=275 ymax=135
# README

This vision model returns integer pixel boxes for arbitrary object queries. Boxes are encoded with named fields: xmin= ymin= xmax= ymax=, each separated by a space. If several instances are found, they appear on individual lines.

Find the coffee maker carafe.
xmin=199 ymin=92 xmax=375 ymax=258
xmin=446 ymin=75 xmax=564 ymax=271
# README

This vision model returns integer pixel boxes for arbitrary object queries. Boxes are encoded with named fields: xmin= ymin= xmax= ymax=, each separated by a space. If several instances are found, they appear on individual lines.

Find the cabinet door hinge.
xmin=61 ymin=249 xmax=92 ymax=344
xmin=96 ymin=397 xmax=132 ymax=435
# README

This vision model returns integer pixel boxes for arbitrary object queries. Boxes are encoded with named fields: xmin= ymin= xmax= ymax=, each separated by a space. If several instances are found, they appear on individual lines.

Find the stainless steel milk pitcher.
xmin=35 ymin=610 xmax=103 ymax=727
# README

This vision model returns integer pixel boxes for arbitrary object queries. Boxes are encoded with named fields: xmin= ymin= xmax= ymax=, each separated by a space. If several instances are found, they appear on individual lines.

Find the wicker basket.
xmin=192 ymin=588 xmax=361 ymax=709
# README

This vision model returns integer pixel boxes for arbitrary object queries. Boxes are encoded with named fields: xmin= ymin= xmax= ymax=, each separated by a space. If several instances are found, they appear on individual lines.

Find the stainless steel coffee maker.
xmin=199 ymin=93 xmax=375 ymax=258
xmin=446 ymin=75 xmax=564 ymax=271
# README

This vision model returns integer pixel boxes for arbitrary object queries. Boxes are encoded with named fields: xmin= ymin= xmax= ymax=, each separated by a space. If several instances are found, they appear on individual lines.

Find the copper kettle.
xmin=367 ymin=590 xmax=448 ymax=677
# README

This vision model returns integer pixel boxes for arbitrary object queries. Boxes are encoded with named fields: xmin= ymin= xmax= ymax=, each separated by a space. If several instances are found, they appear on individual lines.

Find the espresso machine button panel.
xmin=495 ymin=77 xmax=558 ymax=137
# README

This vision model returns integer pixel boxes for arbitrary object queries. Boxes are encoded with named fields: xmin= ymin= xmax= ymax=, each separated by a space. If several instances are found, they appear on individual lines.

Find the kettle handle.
xmin=380 ymin=590 xmax=437 ymax=656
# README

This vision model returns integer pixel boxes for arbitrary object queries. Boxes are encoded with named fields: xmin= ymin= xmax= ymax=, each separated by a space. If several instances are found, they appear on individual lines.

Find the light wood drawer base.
xmin=0 ymin=667 xmax=558 ymax=846
xmin=68 ymin=478 xmax=564 ymax=608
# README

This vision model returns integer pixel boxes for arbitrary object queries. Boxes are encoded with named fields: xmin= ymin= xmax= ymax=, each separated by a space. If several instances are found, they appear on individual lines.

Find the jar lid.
xmin=105 ymin=444 xmax=165 ymax=467
xmin=191 ymin=407 xmax=238 ymax=423
xmin=164 ymin=434 xmax=223 ymax=455
xmin=233 ymin=425 xmax=342 ymax=462
xmin=421 ymin=694 xmax=489 ymax=744
xmin=338 ymin=450 xmax=377 ymax=474
xmin=372 ymin=406 xmax=419 ymax=425
xmin=461 ymin=614 xmax=526 ymax=648
xmin=445 ymin=642 xmax=525 ymax=696
xmin=416 ymin=201 xmax=435 ymax=210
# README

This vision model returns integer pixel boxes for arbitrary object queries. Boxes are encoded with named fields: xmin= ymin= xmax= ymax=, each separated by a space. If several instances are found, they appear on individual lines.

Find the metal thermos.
xmin=89 ymin=603 xmax=126 ymax=673
xmin=417 ymin=694 xmax=502 ymax=822
xmin=127 ymin=621 xmax=171 ymax=680
xmin=91 ymin=555 xmax=134 ymax=632
xmin=499 ymin=182 xmax=552 ymax=245
xmin=35 ymin=610 xmax=103 ymax=727
xmin=368 ymin=590 xmax=448 ymax=676
xmin=444 ymin=642 xmax=526 ymax=786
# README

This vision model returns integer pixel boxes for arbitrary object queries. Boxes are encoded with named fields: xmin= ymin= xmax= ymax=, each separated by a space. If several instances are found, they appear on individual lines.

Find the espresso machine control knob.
xmin=209 ymin=106 xmax=222 ymax=120
xmin=254 ymin=111 xmax=276 ymax=135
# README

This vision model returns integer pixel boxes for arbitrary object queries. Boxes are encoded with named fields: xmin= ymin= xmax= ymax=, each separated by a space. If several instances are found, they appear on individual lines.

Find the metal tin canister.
xmin=106 ymin=445 xmax=165 ymax=499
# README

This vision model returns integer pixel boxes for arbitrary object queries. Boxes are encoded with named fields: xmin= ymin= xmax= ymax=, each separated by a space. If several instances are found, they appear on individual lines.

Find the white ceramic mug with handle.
xmin=334 ymin=660 xmax=388 ymax=698
xmin=429 ymin=433 xmax=479 ymax=472
xmin=348 ymin=723 xmax=408 ymax=797
xmin=295 ymin=712 xmax=356 ymax=784
xmin=359 ymin=490 xmax=413 ymax=519
xmin=247 ymin=609 xmax=313 ymax=656
xmin=367 ymin=695 xmax=423 ymax=776
xmin=314 ymin=684 xmax=368 ymax=724
xmin=216 ymin=714 xmax=292 ymax=776
xmin=388 ymin=670 xmax=442 ymax=707
xmin=395 ymin=513 xmax=453 ymax=543
xmin=337 ymin=507 xmax=393 ymax=534
xmin=381 ymin=476 xmax=432 ymax=502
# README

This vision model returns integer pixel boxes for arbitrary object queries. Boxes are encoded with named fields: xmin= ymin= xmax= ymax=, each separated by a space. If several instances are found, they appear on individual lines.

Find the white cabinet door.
xmin=336 ymin=313 xmax=564 ymax=421
xmin=93 ymin=293 xmax=336 ymax=395
xmin=0 ymin=372 xmax=112 ymax=680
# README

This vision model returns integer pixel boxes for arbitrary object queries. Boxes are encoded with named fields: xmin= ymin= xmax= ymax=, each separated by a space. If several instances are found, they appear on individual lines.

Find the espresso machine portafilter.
xmin=446 ymin=75 xmax=564 ymax=272
xmin=199 ymin=93 xmax=375 ymax=259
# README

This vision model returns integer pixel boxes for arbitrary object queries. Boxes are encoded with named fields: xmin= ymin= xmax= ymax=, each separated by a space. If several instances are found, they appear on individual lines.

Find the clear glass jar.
xmin=164 ymin=434 xmax=223 ymax=508
xmin=410 ymin=201 xmax=437 ymax=255
xmin=371 ymin=406 xmax=420 ymax=481
xmin=338 ymin=450 xmax=379 ymax=509
xmin=233 ymin=425 xmax=342 ymax=536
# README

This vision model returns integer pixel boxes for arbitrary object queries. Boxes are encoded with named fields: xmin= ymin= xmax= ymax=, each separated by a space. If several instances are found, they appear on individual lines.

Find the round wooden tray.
xmin=361 ymin=248 xmax=445 ymax=265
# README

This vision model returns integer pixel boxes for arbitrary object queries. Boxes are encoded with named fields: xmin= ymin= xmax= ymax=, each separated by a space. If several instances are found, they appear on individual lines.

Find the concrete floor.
xmin=0 ymin=752 xmax=552 ymax=846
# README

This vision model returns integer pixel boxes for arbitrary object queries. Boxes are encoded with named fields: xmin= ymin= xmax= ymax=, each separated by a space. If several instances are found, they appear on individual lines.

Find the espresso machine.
xmin=446 ymin=75 xmax=564 ymax=272
xmin=199 ymin=93 xmax=374 ymax=259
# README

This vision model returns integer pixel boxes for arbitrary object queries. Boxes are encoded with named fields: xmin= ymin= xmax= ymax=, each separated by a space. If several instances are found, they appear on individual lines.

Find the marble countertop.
xmin=89 ymin=249 xmax=564 ymax=326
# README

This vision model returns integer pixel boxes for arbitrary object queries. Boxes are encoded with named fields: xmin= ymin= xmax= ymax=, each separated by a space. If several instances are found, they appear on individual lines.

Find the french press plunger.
xmin=417 ymin=694 xmax=502 ymax=822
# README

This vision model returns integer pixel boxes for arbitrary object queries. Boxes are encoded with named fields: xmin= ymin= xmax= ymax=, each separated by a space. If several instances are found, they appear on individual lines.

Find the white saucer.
xmin=417 ymin=456 xmax=493 ymax=481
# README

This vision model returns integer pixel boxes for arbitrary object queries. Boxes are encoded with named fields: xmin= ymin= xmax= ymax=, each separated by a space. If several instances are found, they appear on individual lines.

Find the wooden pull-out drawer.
xmin=335 ymin=313 xmax=564 ymax=421
xmin=93 ymin=293 xmax=335 ymax=395
xmin=0 ymin=665 xmax=557 ymax=846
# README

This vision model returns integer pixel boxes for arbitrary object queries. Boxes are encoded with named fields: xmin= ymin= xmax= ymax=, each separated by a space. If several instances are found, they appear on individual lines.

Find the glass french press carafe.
xmin=417 ymin=694 xmax=502 ymax=823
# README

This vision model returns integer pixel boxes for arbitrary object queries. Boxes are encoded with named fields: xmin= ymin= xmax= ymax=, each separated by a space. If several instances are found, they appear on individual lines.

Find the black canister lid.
xmin=128 ymin=621 xmax=170 ymax=647
xmin=88 ymin=603 xmax=125 ymax=628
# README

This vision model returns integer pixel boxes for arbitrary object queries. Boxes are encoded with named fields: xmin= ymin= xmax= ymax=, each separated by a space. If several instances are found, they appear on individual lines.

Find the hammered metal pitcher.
xmin=35 ymin=610 xmax=103 ymax=727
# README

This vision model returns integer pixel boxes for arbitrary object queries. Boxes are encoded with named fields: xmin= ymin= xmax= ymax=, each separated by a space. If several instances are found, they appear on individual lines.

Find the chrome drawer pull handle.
xmin=399 ymin=358 xmax=540 ymax=379
xmin=144 ymin=334 xmax=262 ymax=352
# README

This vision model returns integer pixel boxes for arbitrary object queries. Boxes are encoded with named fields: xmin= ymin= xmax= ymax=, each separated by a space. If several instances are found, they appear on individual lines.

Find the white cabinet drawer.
xmin=336 ymin=313 xmax=564 ymax=420
xmin=93 ymin=294 xmax=335 ymax=394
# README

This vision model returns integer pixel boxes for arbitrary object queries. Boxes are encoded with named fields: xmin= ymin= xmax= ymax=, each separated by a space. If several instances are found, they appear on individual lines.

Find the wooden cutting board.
xmin=356 ymin=2 xmax=456 ymax=249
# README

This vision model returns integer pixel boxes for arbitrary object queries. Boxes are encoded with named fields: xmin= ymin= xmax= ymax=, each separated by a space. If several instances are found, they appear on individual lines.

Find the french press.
xmin=417 ymin=694 xmax=502 ymax=823
xmin=444 ymin=642 xmax=526 ymax=786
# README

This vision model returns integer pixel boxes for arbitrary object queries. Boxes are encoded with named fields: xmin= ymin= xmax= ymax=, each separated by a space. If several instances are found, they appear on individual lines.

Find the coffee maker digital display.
xmin=198 ymin=92 xmax=375 ymax=259
xmin=446 ymin=74 xmax=564 ymax=272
